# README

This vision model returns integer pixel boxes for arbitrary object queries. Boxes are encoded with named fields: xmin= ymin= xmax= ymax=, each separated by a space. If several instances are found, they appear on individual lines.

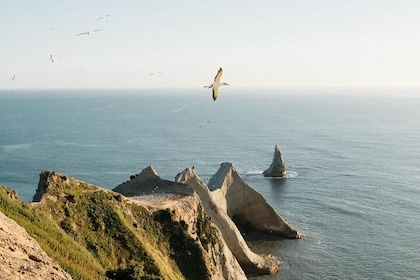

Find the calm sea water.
xmin=1 ymin=88 xmax=419 ymax=279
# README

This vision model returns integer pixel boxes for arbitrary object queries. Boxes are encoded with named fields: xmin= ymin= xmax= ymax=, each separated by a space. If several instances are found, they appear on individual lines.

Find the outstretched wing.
xmin=212 ymin=87 xmax=218 ymax=101
xmin=214 ymin=67 xmax=223 ymax=82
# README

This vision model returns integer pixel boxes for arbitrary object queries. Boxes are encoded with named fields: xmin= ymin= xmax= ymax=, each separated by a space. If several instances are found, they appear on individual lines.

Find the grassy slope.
xmin=0 ymin=186 xmax=104 ymax=279
xmin=0 ymin=172 xmax=215 ymax=280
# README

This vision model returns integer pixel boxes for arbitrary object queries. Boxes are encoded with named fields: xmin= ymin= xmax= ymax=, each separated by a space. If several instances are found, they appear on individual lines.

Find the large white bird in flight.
xmin=204 ymin=67 xmax=229 ymax=101
xmin=76 ymin=29 xmax=102 ymax=36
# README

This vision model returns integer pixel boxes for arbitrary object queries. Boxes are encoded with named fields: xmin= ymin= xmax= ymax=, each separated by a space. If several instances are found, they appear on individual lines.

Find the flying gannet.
xmin=49 ymin=54 xmax=55 ymax=63
xmin=76 ymin=29 xmax=102 ymax=36
xmin=204 ymin=67 xmax=229 ymax=101
xmin=96 ymin=14 xmax=111 ymax=20
xmin=12 ymin=75 xmax=16 ymax=81
xmin=148 ymin=71 xmax=163 ymax=76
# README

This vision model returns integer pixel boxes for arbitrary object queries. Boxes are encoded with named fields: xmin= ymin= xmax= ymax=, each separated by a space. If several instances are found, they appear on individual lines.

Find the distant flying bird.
xmin=96 ymin=14 xmax=111 ymax=20
xmin=204 ymin=67 xmax=229 ymax=101
xmin=12 ymin=75 xmax=16 ymax=81
xmin=76 ymin=29 xmax=102 ymax=36
xmin=148 ymin=71 xmax=163 ymax=76
xmin=49 ymin=54 xmax=55 ymax=63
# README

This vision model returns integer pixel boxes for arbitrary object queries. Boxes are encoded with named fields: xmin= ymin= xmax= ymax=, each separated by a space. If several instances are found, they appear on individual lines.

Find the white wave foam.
xmin=170 ymin=103 xmax=188 ymax=113
xmin=268 ymin=170 xmax=299 ymax=180
xmin=53 ymin=141 xmax=116 ymax=148
xmin=243 ymin=170 xmax=264 ymax=176
xmin=91 ymin=104 xmax=115 ymax=111
xmin=285 ymin=170 xmax=299 ymax=178
xmin=242 ymin=170 xmax=298 ymax=179
xmin=169 ymin=100 xmax=208 ymax=114
xmin=2 ymin=143 xmax=33 ymax=153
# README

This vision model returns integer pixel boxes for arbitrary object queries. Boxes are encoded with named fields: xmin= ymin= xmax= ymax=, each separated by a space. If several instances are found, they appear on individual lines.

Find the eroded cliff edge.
xmin=0 ymin=162 xmax=300 ymax=279
xmin=31 ymin=170 xmax=245 ymax=280
xmin=116 ymin=163 xmax=300 ymax=276
xmin=207 ymin=162 xmax=299 ymax=239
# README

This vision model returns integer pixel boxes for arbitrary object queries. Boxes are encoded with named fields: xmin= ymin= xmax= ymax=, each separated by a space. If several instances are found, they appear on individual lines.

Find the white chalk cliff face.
xmin=116 ymin=163 xmax=301 ymax=276
xmin=176 ymin=164 xmax=300 ymax=275
xmin=0 ymin=211 xmax=72 ymax=280
xmin=208 ymin=163 xmax=300 ymax=239
xmin=263 ymin=144 xmax=287 ymax=177
xmin=114 ymin=166 xmax=248 ymax=280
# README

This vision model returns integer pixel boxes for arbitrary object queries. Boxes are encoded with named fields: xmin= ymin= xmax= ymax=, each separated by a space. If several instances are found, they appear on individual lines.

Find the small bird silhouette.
xmin=76 ymin=29 xmax=102 ymax=36
xmin=96 ymin=14 xmax=111 ymax=20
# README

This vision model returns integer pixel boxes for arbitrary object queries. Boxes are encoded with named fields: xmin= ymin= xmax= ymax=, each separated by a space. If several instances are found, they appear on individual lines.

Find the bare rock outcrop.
xmin=113 ymin=166 xmax=247 ymax=280
xmin=208 ymin=163 xmax=300 ymax=239
xmin=0 ymin=211 xmax=72 ymax=280
xmin=263 ymin=144 xmax=287 ymax=177
xmin=177 ymin=167 xmax=280 ymax=275
xmin=113 ymin=165 xmax=195 ymax=197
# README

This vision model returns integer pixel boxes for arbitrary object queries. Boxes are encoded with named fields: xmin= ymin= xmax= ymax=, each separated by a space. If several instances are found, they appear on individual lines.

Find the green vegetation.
xmin=0 ymin=186 xmax=104 ymax=279
xmin=0 ymin=171 xmax=222 ymax=280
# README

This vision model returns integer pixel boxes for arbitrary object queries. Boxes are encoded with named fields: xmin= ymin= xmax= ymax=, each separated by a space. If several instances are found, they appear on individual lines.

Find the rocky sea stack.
xmin=263 ymin=144 xmax=287 ymax=177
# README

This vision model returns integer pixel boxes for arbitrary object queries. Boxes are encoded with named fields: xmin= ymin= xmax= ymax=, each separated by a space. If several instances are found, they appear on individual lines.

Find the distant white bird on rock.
xmin=204 ymin=67 xmax=229 ymax=101
xmin=76 ymin=29 xmax=102 ymax=36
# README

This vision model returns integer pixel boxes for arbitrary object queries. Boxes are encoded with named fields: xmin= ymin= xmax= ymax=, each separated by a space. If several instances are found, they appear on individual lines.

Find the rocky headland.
xmin=0 ymin=162 xmax=300 ymax=279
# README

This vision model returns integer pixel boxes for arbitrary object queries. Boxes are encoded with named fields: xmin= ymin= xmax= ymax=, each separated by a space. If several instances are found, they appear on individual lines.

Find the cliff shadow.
xmin=231 ymin=215 xmax=289 ymax=241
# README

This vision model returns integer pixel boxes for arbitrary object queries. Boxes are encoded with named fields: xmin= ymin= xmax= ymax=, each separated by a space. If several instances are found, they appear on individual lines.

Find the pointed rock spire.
xmin=263 ymin=144 xmax=287 ymax=177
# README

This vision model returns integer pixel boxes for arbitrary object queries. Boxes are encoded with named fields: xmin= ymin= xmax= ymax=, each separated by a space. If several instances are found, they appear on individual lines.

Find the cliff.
xmin=175 ymin=167 xmax=280 ymax=275
xmin=0 ymin=188 xmax=72 ymax=280
xmin=113 ymin=166 xmax=247 ymax=279
xmin=31 ymin=170 xmax=246 ymax=280
xmin=208 ymin=163 xmax=300 ymax=239
xmin=0 ymin=162 xmax=301 ymax=279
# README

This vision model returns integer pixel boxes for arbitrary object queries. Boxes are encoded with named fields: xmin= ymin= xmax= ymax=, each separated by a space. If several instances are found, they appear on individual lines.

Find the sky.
xmin=1 ymin=0 xmax=420 ymax=89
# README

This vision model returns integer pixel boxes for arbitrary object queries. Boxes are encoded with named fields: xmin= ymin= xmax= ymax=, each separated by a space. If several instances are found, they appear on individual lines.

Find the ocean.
xmin=1 ymin=88 xmax=419 ymax=279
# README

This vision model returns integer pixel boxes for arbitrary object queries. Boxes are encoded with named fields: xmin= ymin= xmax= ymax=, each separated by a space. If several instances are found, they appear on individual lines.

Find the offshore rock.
xmin=263 ymin=144 xmax=287 ymax=177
